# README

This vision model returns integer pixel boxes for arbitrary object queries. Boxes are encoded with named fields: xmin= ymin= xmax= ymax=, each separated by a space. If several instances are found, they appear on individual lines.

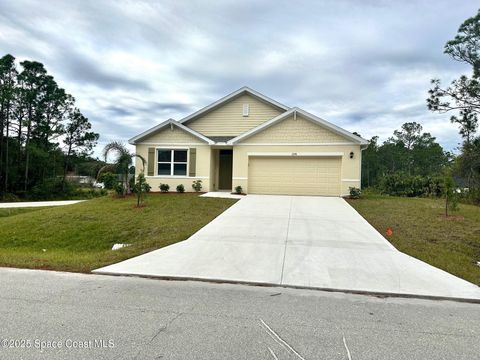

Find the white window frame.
xmin=157 ymin=148 xmax=188 ymax=177
xmin=242 ymin=103 xmax=249 ymax=117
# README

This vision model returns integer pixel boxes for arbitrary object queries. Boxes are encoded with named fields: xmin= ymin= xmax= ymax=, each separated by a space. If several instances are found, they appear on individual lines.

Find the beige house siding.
xmin=239 ymin=114 xmax=349 ymax=144
xmin=186 ymin=94 xmax=284 ymax=136
xmin=135 ymin=144 xmax=211 ymax=192
xmin=140 ymin=125 xmax=202 ymax=143
xmin=232 ymin=144 xmax=361 ymax=196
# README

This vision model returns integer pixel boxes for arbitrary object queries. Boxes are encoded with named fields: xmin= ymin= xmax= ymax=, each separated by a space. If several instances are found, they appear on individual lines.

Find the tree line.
xmin=360 ymin=122 xmax=450 ymax=188
xmin=362 ymin=9 xmax=480 ymax=203
xmin=0 ymin=54 xmax=99 ymax=199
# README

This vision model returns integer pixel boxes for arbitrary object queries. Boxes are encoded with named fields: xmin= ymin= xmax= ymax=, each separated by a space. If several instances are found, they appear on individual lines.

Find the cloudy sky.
xmin=0 ymin=0 xmax=477 ymax=155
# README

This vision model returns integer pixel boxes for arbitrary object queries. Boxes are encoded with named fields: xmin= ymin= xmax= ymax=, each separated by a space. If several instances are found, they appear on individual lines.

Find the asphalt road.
xmin=0 ymin=268 xmax=479 ymax=360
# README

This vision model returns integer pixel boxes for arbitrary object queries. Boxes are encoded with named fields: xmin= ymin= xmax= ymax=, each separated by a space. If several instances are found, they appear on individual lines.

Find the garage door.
xmin=248 ymin=156 xmax=341 ymax=196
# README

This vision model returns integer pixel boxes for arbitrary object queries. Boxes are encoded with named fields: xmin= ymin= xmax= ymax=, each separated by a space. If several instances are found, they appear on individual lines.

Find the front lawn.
xmin=348 ymin=195 xmax=480 ymax=286
xmin=0 ymin=207 xmax=50 ymax=218
xmin=0 ymin=194 xmax=236 ymax=272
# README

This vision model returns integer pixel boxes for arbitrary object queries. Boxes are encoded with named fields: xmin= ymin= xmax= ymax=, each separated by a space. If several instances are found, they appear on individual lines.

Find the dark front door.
xmin=218 ymin=150 xmax=233 ymax=190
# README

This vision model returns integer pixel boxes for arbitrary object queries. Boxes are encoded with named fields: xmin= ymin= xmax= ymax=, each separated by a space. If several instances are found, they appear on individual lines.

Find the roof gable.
xmin=128 ymin=119 xmax=213 ymax=144
xmin=184 ymin=93 xmax=286 ymax=137
xmin=179 ymin=86 xmax=289 ymax=125
xmin=228 ymin=108 xmax=369 ymax=145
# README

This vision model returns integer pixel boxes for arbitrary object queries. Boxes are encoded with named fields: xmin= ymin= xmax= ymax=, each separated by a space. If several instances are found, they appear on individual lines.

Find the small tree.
xmin=100 ymin=142 xmax=145 ymax=196
xmin=132 ymin=172 xmax=148 ymax=207
xmin=443 ymin=175 xmax=459 ymax=217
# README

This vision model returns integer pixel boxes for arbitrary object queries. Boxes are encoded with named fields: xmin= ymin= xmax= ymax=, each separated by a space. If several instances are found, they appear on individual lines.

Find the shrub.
xmin=144 ymin=183 xmax=151 ymax=193
xmin=349 ymin=187 xmax=361 ymax=199
xmin=192 ymin=180 xmax=202 ymax=192
xmin=176 ymin=184 xmax=185 ymax=193
xmin=159 ymin=183 xmax=170 ymax=192
xmin=29 ymin=179 xmax=108 ymax=200
xmin=98 ymin=172 xmax=118 ymax=190
xmin=114 ymin=183 xmax=125 ymax=196
xmin=75 ymin=187 xmax=108 ymax=199
xmin=234 ymin=186 xmax=243 ymax=194
xmin=129 ymin=176 xmax=135 ymax=192
xmin=1 ymin=193 xmax=20 ymax=202
xmin=379 ymin=173 xmax=436 ymax=197
xmin=29 ymin=178 xmax=75 ymax=200
xmin=463 ymin=188 xmax=480 ymax=205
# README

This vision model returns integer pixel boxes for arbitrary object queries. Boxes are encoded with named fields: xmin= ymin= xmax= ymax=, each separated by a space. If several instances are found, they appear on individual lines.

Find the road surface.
xmin=0 ymin=268 xmax=478 ymax=359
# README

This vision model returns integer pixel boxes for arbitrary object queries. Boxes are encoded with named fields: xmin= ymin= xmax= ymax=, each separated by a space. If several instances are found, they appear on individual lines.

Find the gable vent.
xmin=242 ymin=103 xmax=249 ymax=117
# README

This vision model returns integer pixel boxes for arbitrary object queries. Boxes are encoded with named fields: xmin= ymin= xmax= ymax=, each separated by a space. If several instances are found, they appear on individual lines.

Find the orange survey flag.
xmin=386 ymin=228 xmax=393 ymax=237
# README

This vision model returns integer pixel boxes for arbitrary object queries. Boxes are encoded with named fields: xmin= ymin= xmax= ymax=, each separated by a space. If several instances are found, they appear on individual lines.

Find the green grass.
xmin=0 ymin=207 xmax=51 ymax=218
xmin=348 ymin=195 xmax=480 ymax=286
xmin=0 ymin=194 xmax=236 ymax=272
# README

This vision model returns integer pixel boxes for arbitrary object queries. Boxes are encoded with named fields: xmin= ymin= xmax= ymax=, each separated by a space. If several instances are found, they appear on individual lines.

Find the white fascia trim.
xmin=341 ymin=179 xmax=360 ymax=182
xmin=179 ymin=86 xmax=290 ymax=124
xmin=228 ymin=107 xmax=369 ymax=145
xmin=138 ymin=142 xmax=209 ymax=146
xmin=146 ymin=176 xmax=209 ymax=179
xmin=129 ymin=118 xmax=214 ymax=145
xmin=234 ymin=142 xmax=358 ymax=146
xmin=247 ymin=152 xmax=344 ymax=157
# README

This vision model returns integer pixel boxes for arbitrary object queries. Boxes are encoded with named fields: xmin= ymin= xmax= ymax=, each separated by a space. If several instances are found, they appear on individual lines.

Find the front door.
xmin=218 ymin=150 xmax=233 ymax=190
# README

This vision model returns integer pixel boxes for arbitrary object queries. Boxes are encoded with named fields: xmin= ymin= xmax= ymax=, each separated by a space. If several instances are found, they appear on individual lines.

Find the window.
xmin=157 ymin=149 xmax=188 ymax=176
xmin=242 ymin=103 xmax=249 ymax=117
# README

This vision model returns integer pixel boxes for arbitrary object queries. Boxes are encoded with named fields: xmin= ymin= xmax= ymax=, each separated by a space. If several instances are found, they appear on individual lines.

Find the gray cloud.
xmin=59 ymin=52 xmax=152 ymax=91
xmin=0 ymin=0 xmax=477 ymax=157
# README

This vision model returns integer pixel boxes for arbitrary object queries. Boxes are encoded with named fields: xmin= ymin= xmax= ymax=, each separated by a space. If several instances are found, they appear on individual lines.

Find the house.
xmin=129 ymin=87 xmax=368 ymax=196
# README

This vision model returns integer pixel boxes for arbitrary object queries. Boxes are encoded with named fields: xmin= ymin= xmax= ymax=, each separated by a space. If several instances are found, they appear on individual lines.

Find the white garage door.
xmin=248 ymin=156 xmax=341 ymax=196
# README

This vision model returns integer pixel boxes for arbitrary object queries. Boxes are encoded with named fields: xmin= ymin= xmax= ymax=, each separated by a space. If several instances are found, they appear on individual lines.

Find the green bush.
xmin=76 ymin=187 xmax=108 ymax=199
xmin=29 ymin=179 xmax=75 ymax=200
xmin=377 ymin=173 xmax=465 ymax=202
xmin=349 ymin=187 xmax=361 ymax=199
xmin=114 ymin=183 xmax=124 ymax=196
xmin=234 ymin=186 xmax=243 ymax=194
xmin=98 ymin=172 xmax=118 ymax=190
xmin=159 ymin=183 xmax=170 ymax=192
xmin=29 ymin=179 xmax=108 ymax=200
xmin=176 ymin=184 xmax=185 ymax=193
xmin=379 ymin=173 xmax=441 ymax=197
xmin=463 ymin=188 xmax=480 ymax=205
xmin=144 ymin=183 xmax=151 ymax=193
xmin=192 ymin=180 xmax=202 ymax=192
xmin=1 ymin=193 xmax=20 ymax=202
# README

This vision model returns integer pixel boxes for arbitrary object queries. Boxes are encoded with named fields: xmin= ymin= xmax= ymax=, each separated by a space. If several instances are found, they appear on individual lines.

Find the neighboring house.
xmin=129 ymin=87 xmax=368 ymax=196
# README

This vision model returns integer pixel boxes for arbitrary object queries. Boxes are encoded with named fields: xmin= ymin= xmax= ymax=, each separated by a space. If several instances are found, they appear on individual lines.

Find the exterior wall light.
xmin=349 ymin=151 xmax=354 ymax=159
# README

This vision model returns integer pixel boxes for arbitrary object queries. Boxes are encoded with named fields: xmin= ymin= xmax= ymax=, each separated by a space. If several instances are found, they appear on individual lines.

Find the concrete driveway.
xmin=94 ymin=195 xmax=480 ymax=301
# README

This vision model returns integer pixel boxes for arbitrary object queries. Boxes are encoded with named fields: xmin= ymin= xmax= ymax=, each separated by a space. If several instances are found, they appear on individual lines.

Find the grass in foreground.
xmin=0 ymin=194 xmax=236 ymax=272
xmin=348 ymin=195 xmax=480 ymax=286
xmin=0 ymin=207 xmax=50 ymax=218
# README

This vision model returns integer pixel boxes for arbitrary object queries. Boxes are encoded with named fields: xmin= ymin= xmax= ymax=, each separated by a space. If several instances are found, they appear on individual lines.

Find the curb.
xmin=91 ymin=271 xmax=480 ymax=305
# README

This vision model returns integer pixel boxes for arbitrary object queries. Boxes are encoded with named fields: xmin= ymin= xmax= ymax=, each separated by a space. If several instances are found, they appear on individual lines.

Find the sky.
xmin=0 ymin=0 xmax=478 ymax=156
